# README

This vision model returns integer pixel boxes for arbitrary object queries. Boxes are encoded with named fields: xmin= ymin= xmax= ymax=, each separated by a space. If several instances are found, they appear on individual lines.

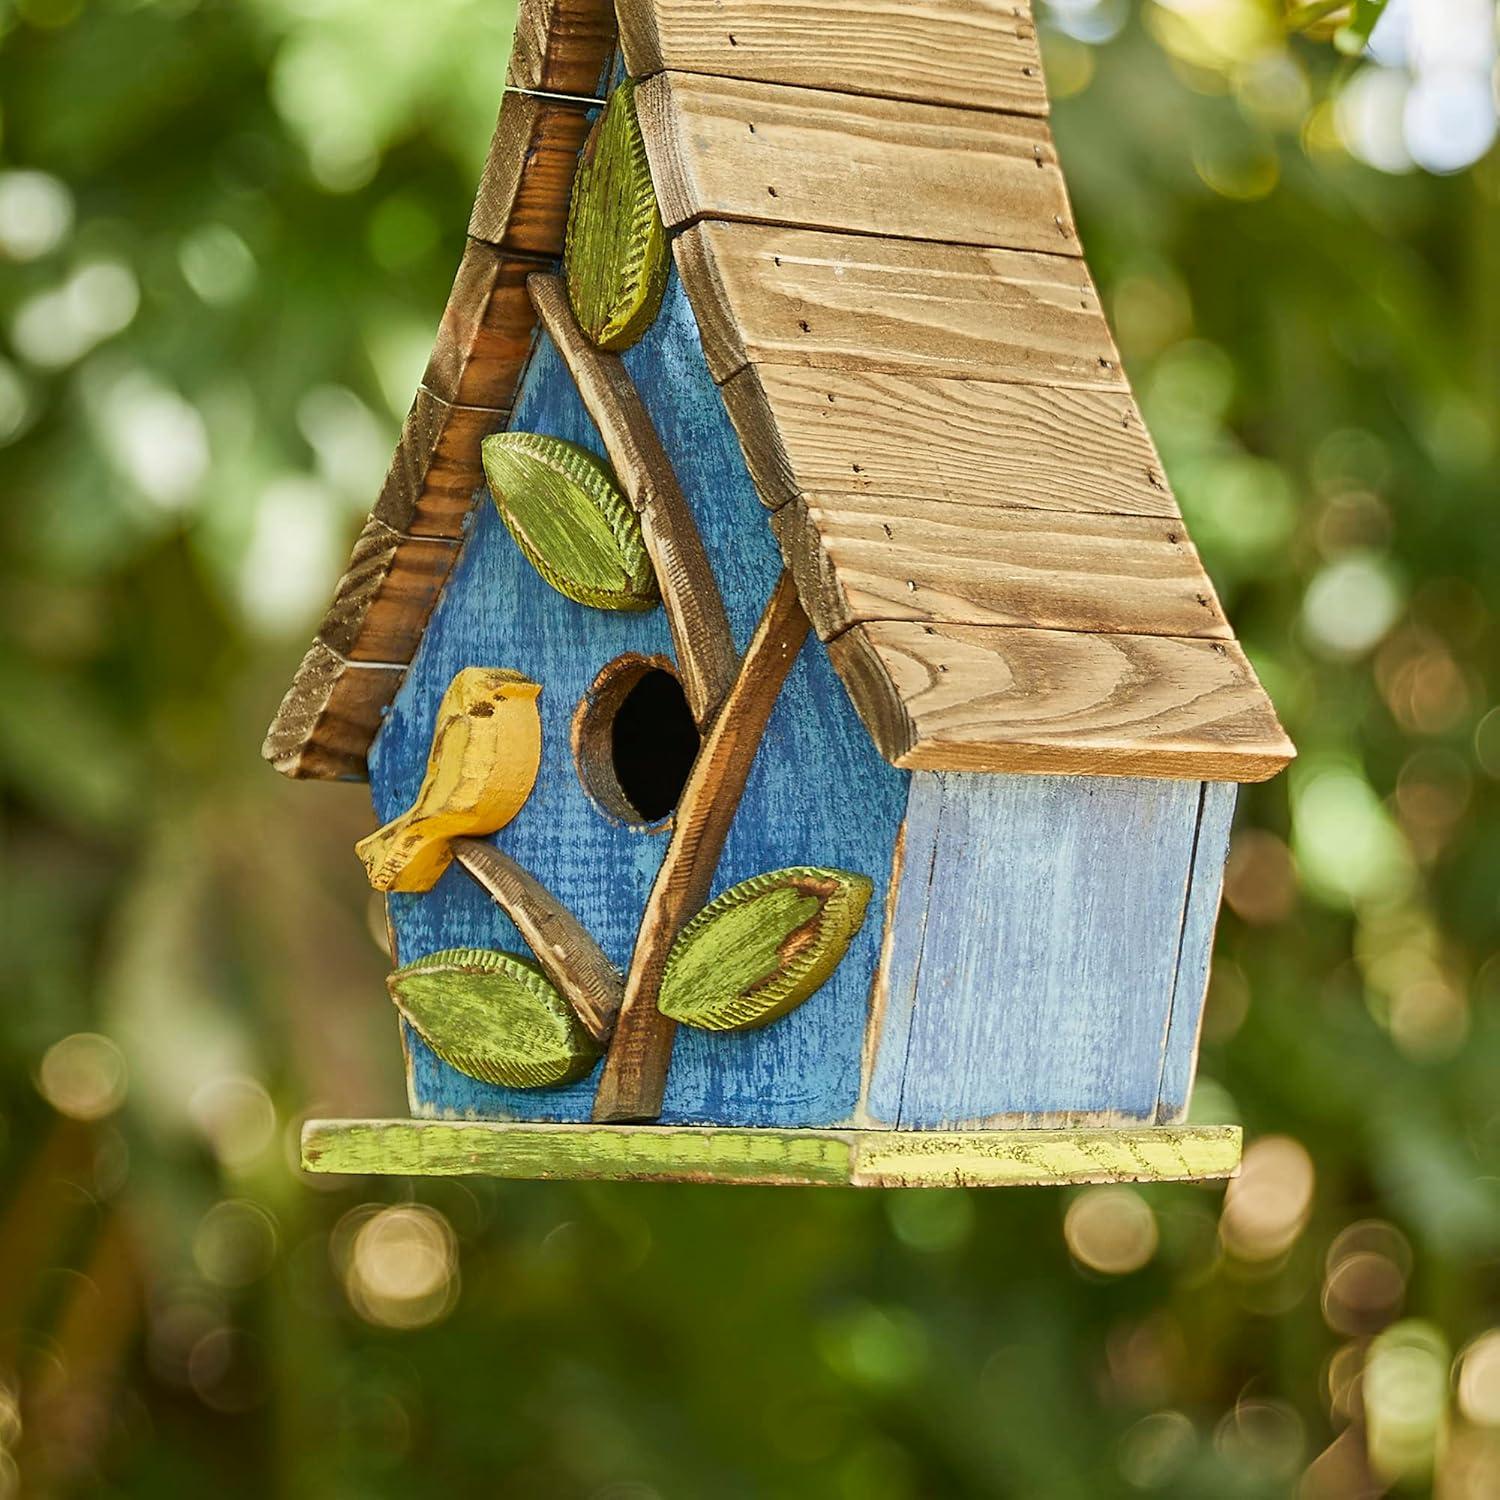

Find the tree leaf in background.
xmin=564 ymin=78 xmax=669 ymax=352
xmin=482 ymin=432 xmax=659 ymax=611
xmin=659 ymin=868 xmax=873 ymax=1032
xmin=389 ymin=948 xmax=600 ymax=1089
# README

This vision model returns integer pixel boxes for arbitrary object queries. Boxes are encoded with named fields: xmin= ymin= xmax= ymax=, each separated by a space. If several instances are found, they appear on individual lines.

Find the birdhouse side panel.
xmin=863 ymin=772 xmax=1234 ymax=1128
xmin=620 ymin=271 xmax=910 ymax=1126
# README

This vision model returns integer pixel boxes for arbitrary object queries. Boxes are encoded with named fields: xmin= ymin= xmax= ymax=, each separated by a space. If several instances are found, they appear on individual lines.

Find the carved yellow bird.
xmin=356 ymin=668 xmax=542 ymax=894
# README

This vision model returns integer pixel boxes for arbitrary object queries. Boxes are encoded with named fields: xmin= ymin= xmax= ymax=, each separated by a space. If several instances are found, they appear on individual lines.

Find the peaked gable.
xmin=265 ymin=0 xmax=1291 ymax=785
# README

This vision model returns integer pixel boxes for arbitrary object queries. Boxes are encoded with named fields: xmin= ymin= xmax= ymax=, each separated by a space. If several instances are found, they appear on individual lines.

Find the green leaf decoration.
xmin=482 ymin=432 xmax=659 ymax=612
xmin=389 ymin=947 xmax=600 ymax=1089
xmin=564 ymin=77 xmax=668 ymax=352
xmin=659 ymin=868 xmax=874 ymax=1033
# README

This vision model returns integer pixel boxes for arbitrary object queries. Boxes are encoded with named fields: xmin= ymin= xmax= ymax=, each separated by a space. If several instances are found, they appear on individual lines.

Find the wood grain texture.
xmin=618 ymin=0 xmax=1047 ymax=116
xmin=356 ymin=670 xmax=542 ymax=892
xmin=1155 ymin=781 xmax=1237 ymax=1122
xmin=674 ymin=221 xmax=1119 ymax=386
xmin=302 ymin=1119 xmax=1242 ymax=1186
xmin=506 ymin=0 xmax=616 ymax=96
xmin=470 ymin=92 xmax=598 ymax=256
xmin=389 ymin=947 xmax=600 ymax=1088
xmin=482 ymin=432 xmax=659 ymax=610
xmin=864 ymin=772 xmax=1204 ymax=1127
xmin=453 ymin=837 xmax=623 ymax=1044
xmin=849 ymin=1124 xmax=1242 ymax=1188
xmin=422 ymin=240 xmax=539 ymax=411
xmin=772 ymin=494 xmax=1230 ymax=642
xmin=658 ymin=867 xmax=873 ymax=1032
xmin=564 ymin=78 xmax=669 ymax=351
xmin=530 ymin=271 xmax=736 ymax=723
xmin=721 ymin=362 xmax=1177 ymax=514
xmin=315 ymin=517 xmax=458 ymax=664
xmin=372 ymin=389 xmax=506 ymax=540
xmin=635 ymin=72 xmax=1078 ymax=254
xmin=262 ymin=643 xmax=401 ymax=781
xmin=371 ymin=270 xmax=908 ymax=1128
xmin=593 ymin=572 xmax=809 ymax=1122
xmin=829 ymin=622 xmax=1294 ymax=781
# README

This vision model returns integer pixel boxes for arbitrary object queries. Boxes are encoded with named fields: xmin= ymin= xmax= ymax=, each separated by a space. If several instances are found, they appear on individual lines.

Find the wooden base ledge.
xmin=301 ymin=1120 xmax=1241 ymax=1188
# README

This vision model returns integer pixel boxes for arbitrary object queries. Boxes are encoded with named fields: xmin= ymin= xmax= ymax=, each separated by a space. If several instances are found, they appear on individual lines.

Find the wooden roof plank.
xmin=635 ymin=72 xmax=1079 ymax=254
xmin=721 ymin=362 xmax=1180 ymax=516
xmin=262 ymin=643 xmax=403 ymax=782
xmin=315 ymin=517 xmax=458 ymax=665
xmin=617 ymin=0 xmax=1048 ymax=117
xmin=827 ymin=621 xmax=1294 ymax=781
xmin=675 ymin=221 xmax=1123 ymax=387
xmin=422 ymin=240 xmax=540 ymax=411
xmin=506 ymin=0 xmax=617 ymax=97
xmin=772 ymin=493 xmax=1231 ymax=642
xmin=372 ymin=389 xmax=507 ymax=541
xmin=470 ymin=90 xmax=598 ymax=256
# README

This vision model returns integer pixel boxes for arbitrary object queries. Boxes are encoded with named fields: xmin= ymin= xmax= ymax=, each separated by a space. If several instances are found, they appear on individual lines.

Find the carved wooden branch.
xmin=528 ymin=271 xmax=737 ymax=727
xmin=451 ymin=837 xmax=624 ymax=1045
xmin=593 ymin=572 xmax=810 ymax=1122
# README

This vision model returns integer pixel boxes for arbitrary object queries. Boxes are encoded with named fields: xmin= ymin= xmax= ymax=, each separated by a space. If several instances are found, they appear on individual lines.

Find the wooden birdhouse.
xmin=270 ymin=0 xmax=1294 ymax=1188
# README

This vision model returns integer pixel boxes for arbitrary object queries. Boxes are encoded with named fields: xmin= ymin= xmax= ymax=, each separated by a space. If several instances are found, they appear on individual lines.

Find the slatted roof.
xmin=625 ymin=0 xmax=1292 ymax=780
xmin=265 ymin=0 xmax=1292 ymax=785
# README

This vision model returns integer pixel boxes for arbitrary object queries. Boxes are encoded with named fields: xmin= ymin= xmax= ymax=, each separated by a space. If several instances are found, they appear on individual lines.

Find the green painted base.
xmin=301 ymin=1120 xmax=1242 ymax=1188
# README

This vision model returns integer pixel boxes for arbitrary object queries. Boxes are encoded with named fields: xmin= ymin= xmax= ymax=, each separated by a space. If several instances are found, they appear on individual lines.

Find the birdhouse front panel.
xmin=270 ymin=0 xmax=1294 ymax=1187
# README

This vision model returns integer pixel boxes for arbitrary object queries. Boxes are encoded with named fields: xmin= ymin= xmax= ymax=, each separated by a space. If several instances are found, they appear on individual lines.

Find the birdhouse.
xmin=269 ymin=0 xmax=1294 ymax=1188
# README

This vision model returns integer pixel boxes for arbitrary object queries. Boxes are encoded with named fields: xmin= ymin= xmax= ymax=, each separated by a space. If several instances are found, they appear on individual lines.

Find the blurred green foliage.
xmin=1 ymin=1 xmax=1498 ymax=1495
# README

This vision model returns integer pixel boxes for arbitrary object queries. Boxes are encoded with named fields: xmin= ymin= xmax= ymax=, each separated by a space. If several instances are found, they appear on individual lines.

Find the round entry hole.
xmin=573 ymin=655 xmax=699 ymax=828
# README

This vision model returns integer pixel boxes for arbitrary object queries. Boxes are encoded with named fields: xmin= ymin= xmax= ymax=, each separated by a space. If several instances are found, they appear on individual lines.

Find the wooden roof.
xmin=626 ymin=0 xmax=1291 ymax=781
xmin=265 ymin=0 xmax=1292 ymax=784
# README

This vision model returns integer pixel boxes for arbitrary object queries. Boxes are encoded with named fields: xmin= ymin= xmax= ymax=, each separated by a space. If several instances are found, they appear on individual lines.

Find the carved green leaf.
xmin=389 ymin=947 xmax=600 ymax=1089
xmin=564 ymin=78 xmax=668 ymax=352
xmin=659 ymin=868 xmax=874 ymax=1033
xmin=482 ymin=432 xmax=658 ymax=611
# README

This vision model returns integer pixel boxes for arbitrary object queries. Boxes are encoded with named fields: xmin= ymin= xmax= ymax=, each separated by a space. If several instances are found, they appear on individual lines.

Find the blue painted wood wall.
xmin=368 ymin=270 xmax=909 ymax=1127
xmin=366 ymin=265 xmax=1237 ymax=1134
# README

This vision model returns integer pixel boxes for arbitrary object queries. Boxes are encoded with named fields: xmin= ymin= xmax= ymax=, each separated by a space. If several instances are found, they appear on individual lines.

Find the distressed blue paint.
xmin=1156 ymin=781 xmax=1237 ymax=1122
xmin=861 ymin=773 xmax=943 ymax=1126
xmin=369 ymin=269 xmax=907 ymax=1126
xmin=868 ymin=772 xmax=1207 ymax=1128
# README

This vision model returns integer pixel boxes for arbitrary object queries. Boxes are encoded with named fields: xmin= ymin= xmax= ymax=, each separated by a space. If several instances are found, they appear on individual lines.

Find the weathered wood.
xmin=388 ymin=948 xmax=599 ymax=1088
xmin=452 ymin=837 xmax=623 ymax=1044
xmin=864 ymin=772 xmax=1206 ymax=1127
xmin=829 ymin=621 xmax=1295 ymax=781
xmin=593 ymin=572 xmax=810 ymax=1122
xmin=674 ymin=221 xmax=1120 ymax=387
xmin=373 ymin=273 xmax=907 ymax=1129
xmin=372 ymin=389 xmax=504 ymax=540
xmin=356 ymin=669 xmax=542 ymax=892
xmin=658 ymin=867 xmax=873 ymax=1032
xmin=721 ymin=362 xmax=1178 ymax=515
xmin=506 ymin=0 xmax=617 ymax=97
xmin=564 ymin=79 xmax=669 ymax=351
xmin=470 ymin=91 xmax=598 ymax=256
xmin=772 ymin=494 xmax=1229 ymax=643
xmin=315 ymin=517 xmax=458 ymax=664
xmin=422 ymin=240 xmax=539 ymax=411
xmin=635 ymin=72 xmax=1078 ymax=254
xmin=482 ymin=432 xmax=659 ymax=610
xmin=302 ymin=1118 xmax=1243 ymax=1187
xmin=262 ymin=642 xmax=402 ymax=781
xmin=849 ymin=1124 xmax=1242 ymax=1188
xmin=618 ymin=0 xmax=1047 ymax=117
xmin=1155 ymin=781 xmax=1237 ymax=1122
xmin=529 ymin=272 xmax=737 ymax=724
